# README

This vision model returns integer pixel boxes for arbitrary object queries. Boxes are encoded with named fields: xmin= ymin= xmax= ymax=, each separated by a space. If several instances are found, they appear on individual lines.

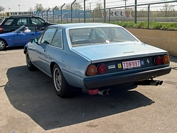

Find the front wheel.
xmin=53 ymin=64 xmax=73 ymax=98
xmin=26 ymin=52 xmax=35 ymax=70
xmin=0 ymin=39 xmax=6 ymax=50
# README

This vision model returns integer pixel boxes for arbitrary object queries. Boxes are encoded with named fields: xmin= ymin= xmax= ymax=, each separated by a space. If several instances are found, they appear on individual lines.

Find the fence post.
xmin=109 ymin=8 xmax=111 ymax=23
xmin=148 ymin=4 xmax=150 ymax=29
xmin=61 ymin=3 xmax=65 ymax=23
xmin=93 ymin=10 xmax=94 ymax=22
xmin=84 ymin=0 xmax=86 ymax=23
xmin=53 ymin=6 xmax=57 ymax=23
xmin=46 ymin=8 xmax=50 ymax=22
xmin=41 ymin=10 xmax=45 ymax=19
xmin=135 ymin=0 xmax=137 ymax=23
xmin=104 ymin=0 xmax=106 ymax=23
xmin=71 ymin=0 xmax=76 ymax=23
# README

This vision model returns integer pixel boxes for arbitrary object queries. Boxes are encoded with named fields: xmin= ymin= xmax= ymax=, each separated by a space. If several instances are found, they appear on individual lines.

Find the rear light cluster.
xmin=0 ymin=26 xmax=3 ymax=33
xmin=154 ymin=55 xmax=170 ymax=65
xmin=86 ymin=63 xmax=108 ymax=76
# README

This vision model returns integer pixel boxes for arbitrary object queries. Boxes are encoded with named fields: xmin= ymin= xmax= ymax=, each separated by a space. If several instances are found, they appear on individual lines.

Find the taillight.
xmin=0 ymin=26 xmax=3 ymax=32
xmin=86 ymin=65 xmax=97 ymax=76
xmin=162 ymin=55 xmax=170 ymax=64
xmin=97 ymin=63 xmax=107 ymax=74
xmin=154 ymin=55 xmax=170 ymax=65
xmin=86 ymin=63 xmax=108 ymax=76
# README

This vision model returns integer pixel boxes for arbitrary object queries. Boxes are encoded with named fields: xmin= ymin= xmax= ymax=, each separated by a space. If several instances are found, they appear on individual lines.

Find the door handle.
xmin=44 ymin=49 xmax=46 ymax=52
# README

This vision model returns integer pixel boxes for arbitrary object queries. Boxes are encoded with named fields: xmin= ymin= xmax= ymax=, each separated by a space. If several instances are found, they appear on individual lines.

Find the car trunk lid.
xmin=72 ymin=42 xmax=167 ymax=63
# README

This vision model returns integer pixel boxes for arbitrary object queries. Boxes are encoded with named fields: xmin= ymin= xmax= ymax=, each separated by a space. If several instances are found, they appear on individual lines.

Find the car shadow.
xmin=2 ymin=46 xmax=24 ymax=51
xmin=5 ymin=66 xmax=154 ymax=130
xmin=170 ymin=56 xmax=177 ymax=70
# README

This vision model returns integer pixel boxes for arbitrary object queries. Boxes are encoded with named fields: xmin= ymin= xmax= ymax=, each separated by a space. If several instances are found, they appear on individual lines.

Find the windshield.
xmin=69 ymin=27 xmax=139 ymax=47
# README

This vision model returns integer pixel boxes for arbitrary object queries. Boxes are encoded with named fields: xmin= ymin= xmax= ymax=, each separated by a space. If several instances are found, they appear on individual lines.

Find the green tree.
xmin=160 ymin=4 xmax=175 ymax=17
xmin=28 ymin=7 xmax=34 ymax=12
xmin=0 ymin=6 xmax=5 ymax=12
xmin=34 ymin=4 xmax=44 ymax=12
xmin=93 ymin=3 xmax=102 ymax=17
xmin=64 ymin=2 xmax=82 ymax=10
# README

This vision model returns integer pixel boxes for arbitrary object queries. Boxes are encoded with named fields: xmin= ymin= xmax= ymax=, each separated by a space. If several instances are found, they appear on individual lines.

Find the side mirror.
xmin=40 ymin=27 xmax=45 ymax=30
xmin=30 ymin=38 xmax=38 ymax=44
xmin=30 ymin=38 xmax=35 ymax=43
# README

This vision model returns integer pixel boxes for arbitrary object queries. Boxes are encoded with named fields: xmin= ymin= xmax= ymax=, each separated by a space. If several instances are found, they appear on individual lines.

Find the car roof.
xmin=9 ymin=16 xmax=39 ymax=18
xmin=49 ymin=23 xmax=121 ymax=29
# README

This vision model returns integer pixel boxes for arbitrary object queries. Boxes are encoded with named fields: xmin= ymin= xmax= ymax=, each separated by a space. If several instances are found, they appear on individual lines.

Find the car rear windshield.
xmin=3 ymin=18 xmax=15 ymax=25
xmin=69 ymin=27 xmax=138 ymax=47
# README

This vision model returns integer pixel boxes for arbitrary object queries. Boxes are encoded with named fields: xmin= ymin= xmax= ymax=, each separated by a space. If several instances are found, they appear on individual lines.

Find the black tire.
xmin=53 ymin=64 xmax=73 ymax=98
xmin=26 ymin=52 xmax=35 ymax=70
xmin=0 ymin=39 xmax=6 ymax=50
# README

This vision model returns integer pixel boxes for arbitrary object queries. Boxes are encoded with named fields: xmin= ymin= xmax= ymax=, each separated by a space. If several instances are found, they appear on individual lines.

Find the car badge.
xmin=108 ymin=65 xmax=115 ymax=69
xmin=117 ymin=63 xmax=122 ymax=69
xmin=147 ymin=59 xmax=150 ymax=64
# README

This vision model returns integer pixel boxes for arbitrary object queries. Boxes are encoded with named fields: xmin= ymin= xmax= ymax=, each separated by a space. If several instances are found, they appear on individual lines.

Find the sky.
xmin=0 ymin=0 xmax=174 ymax=12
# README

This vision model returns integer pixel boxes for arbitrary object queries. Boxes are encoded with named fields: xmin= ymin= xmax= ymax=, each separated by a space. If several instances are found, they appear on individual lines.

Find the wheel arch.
xmin=0 ymin=38 xmax=8 ymax=46
xmin=50 ymin=62 xmax=57 ymax=77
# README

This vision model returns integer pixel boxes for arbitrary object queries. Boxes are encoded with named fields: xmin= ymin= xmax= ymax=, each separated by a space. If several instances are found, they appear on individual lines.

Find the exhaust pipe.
xmin=136 ymin=80 xmax=163 ymax=86
xmin=98 ymin=90 xmax=107 ymax=96
xmin=107 ymin=89 xmax=113 ymax=95
xmin=158 ymin=81 xmax=163 ymax=85
xmin=98 ymin=89 xmax=113 ymax=96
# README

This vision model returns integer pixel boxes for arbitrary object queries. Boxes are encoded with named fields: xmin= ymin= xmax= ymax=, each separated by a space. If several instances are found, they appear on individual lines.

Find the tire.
xmin=53 ymin=64 xmax=73 ymax=98
xmin=26 ymin=52 xmax=35 ymax=70
xmin=0 ymin=39 xmax=6 ymax=50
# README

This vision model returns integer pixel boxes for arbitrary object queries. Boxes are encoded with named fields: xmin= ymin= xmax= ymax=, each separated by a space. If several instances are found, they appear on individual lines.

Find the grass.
xmin=111 ymin=21 xmax=177 ymax=31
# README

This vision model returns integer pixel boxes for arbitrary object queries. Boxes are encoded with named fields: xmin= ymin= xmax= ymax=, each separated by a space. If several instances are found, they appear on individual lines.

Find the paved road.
xmin=0 ymin=48 xmax=177 ymax=133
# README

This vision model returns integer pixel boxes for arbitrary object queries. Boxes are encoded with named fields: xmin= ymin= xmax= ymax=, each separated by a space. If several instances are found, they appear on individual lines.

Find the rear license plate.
xmin=122 ymin=60 xmax=141 ymax=69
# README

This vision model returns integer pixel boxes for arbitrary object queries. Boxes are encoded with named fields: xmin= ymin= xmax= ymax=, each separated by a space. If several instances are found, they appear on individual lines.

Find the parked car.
xmin=0 ymin=15 xmax=53 ymax=34
xmin=0 ymin=25 xmax=42 ymax=50
xmin=24 ymin=23 xmax=171 ymax=98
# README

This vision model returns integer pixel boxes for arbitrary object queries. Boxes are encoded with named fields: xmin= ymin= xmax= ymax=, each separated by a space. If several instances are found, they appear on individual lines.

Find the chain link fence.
xmin=34 ymin=0 xmax=177 ymax=26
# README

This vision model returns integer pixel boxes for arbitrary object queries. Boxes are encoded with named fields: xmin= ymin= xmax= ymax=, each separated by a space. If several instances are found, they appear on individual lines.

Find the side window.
xmin=4 ymin=19 xmax=15 ymax=25
xmin=51 ymin=29 xmax=62 ymax=48
xmin=17 ymin=18 xmax=29 ymax=25
xmin=31 ymin=18 xmax=45 ymax=25
xmin=40 ymin=28 xmax=56 ymax=44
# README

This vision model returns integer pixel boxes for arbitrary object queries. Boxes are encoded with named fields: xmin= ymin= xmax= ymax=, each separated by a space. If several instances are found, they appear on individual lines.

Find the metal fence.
xmin=35 ymin=0 xmax=177 ymax=28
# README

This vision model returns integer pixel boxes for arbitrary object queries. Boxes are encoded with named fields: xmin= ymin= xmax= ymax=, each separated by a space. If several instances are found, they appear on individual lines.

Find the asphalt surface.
xmin=0 ymin=48 xmax=177 ymax=133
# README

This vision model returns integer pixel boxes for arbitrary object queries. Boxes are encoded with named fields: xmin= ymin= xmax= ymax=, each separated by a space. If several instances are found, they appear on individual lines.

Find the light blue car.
xmin=0 ymin=25 xmax=42 ymax=50
xmin=24 ymin=23 xmax=171 ymax=98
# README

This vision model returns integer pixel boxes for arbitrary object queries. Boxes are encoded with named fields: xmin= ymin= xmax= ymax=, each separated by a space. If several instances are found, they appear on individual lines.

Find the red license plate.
xmin=122 ymin=60 xmax=141 ymax=69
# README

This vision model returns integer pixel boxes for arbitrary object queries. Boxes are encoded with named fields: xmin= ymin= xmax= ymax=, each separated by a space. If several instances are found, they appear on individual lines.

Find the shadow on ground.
xmin=5 ymin=66 xmax=154 ymax=130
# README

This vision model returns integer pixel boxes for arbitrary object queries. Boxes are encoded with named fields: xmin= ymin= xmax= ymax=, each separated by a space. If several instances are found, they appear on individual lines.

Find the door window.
xmin=31 ymin=18 xmax=45 ymax=25
xmin=51 ymin=29 xmax=63 ymax=48
xmin=39 ymin=28 xmax=56 ymax=44
xmin=17 ymin=18 xmax=29 ymax=25
xmin=4 ymin=19 xmax=15 ymax=25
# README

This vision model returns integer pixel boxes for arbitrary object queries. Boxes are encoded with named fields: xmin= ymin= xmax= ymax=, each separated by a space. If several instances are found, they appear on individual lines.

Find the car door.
xmin=30 ymin=17 xmax=47 ymax=30
xmin=33 ymin=28 xmax=57 ymax=73
xmin=44 ymin=28 xmax=63 ymax=75
xmin=13 ymin=27 xmax=39 ymax=46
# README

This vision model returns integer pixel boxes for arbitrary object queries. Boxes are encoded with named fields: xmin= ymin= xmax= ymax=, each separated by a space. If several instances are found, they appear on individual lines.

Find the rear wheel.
xmin=53 ymin=64 xmax=73 ymax=98
xmin=0 ymin=39 xmax=6 ymax=50
xmin=26 ymin=52 xmax=35 ymax=70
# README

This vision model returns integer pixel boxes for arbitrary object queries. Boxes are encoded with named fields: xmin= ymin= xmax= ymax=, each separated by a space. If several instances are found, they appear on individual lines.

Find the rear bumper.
xmin=83 ymin=67 xmax=171 ymax=89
